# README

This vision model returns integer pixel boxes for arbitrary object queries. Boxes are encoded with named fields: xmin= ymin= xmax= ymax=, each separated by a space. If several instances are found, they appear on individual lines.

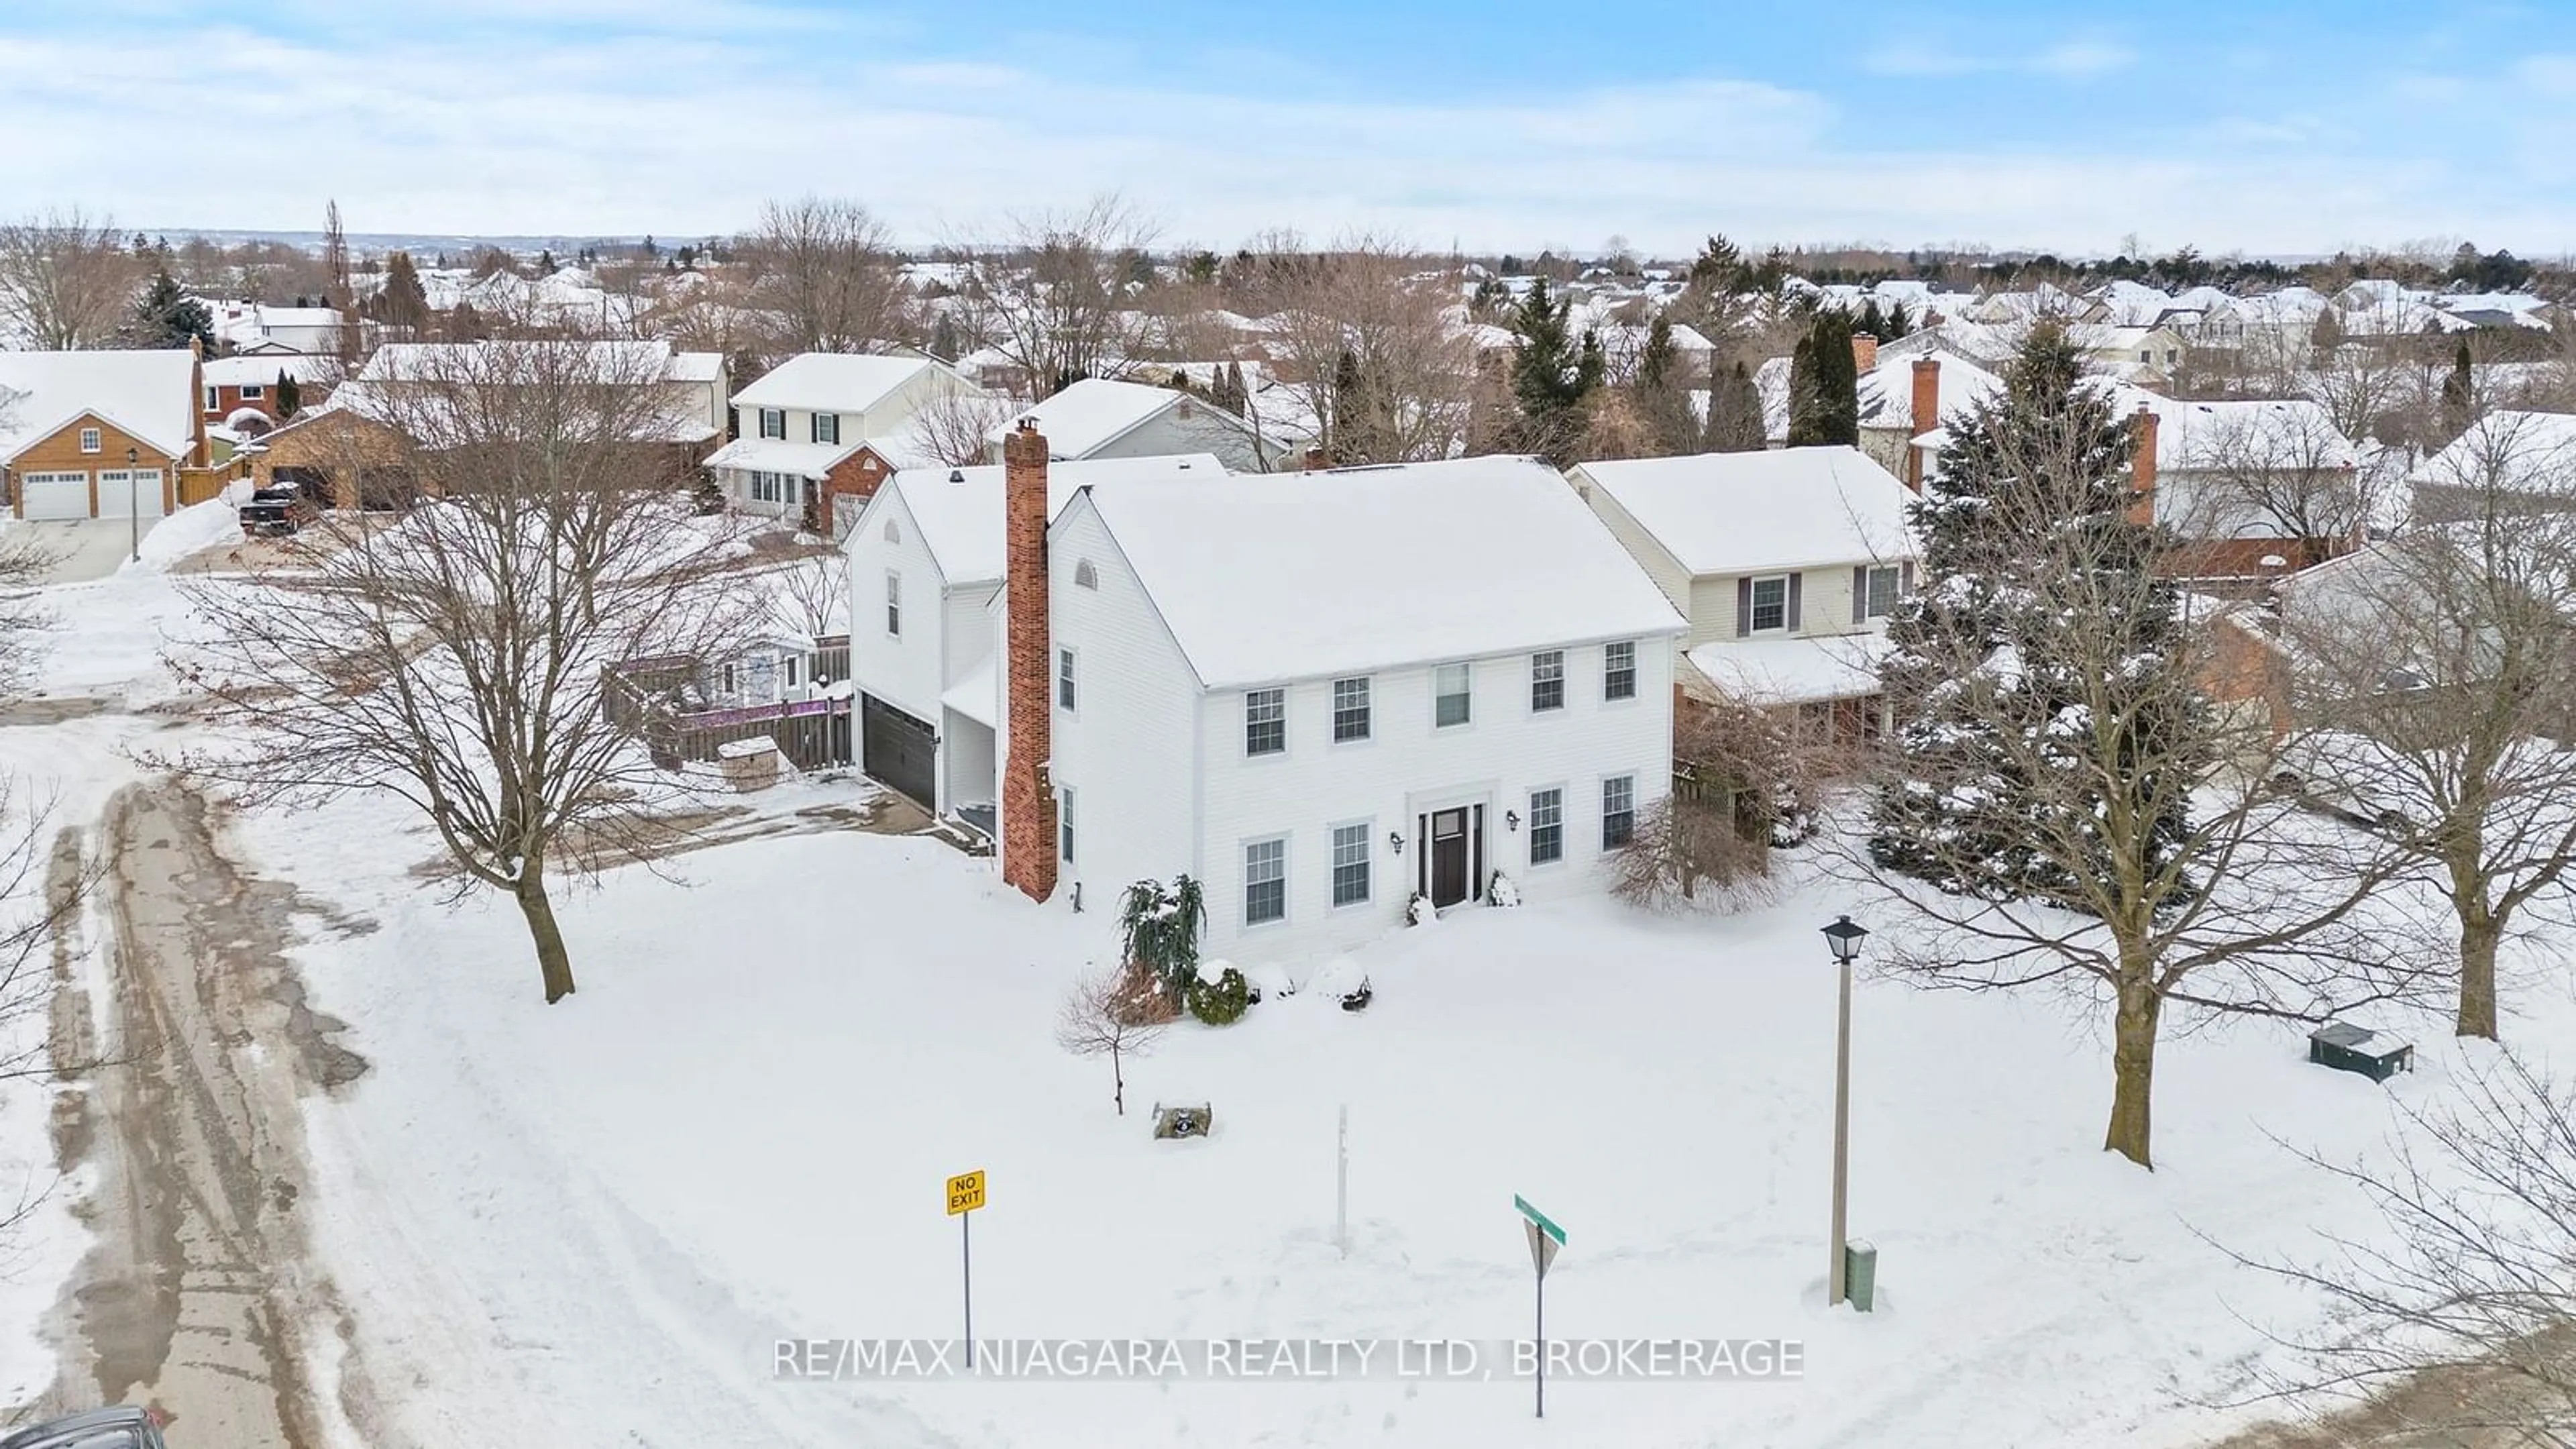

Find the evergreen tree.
xmin=536 ymin=248 xmax=557 ymax=275
xmin=1813 ymin=311 xmax=1860 ymax=445
xmin=641 ymin=234 xmax=659 ymax=259
xmin=1782 ymin=329 xmax=1822 ymax=445
xmin=2440 ymin=337 xmax=2476 ymax=437
xmin=129 ymin=270 xmax=213 ymax=351
xmin=1632 ymin=315 xmax=1698 ymax=455
xmin=1857 ymin=299 xmax=1888 ymax=341
xmin=1870 ymin=319 xmax=2202 ymax=902
xmin=1224 ymin=361 xmax=1247 ymax=414
xmin=275 ymin=370 xmax=301 ymax=419
xmin=930 ymin=313 xmax=961 ymax=360
xmin=378 ymin=250 xmax=431 ymax=332
xmin=1884 ymin=300 xmax=1913 ymax=339
xmin=2308 ymin=306 xmax=2345 ymax=356
xmin=1703 ymin=358 xmax=1766 ymax=452
xmin=1506 ymin=276 xmax=1603 ymax=464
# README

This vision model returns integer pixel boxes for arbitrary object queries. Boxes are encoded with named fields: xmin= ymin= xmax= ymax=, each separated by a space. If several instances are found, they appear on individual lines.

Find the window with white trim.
xmin=883 ymin=570 xmax=902 ymax=636
xmin=239 ymin=384 xmax=264 ymax=400
xmin=203 ymin=386 xmax=219 ymax=412
xmin=1057 ymin=647 xmax=1077 ymax=711
xmin=1749 ymin=575 xmax=1789 ymax=633
xmin=1244 ymin=688 xmax=1285 ymax=756
xmin=1864 ymin=565 xmax=1900 ymax=619
xmin=1434 ymin=661 xmax=1471 ymax=727
xmin=1060 ymin=788 xmax=1075 ymax=863
xmin=1244 ymin=838 xmax=1286 ymax=925
xmin=1530 ymin=649 xmax=1565 ymax=712
xmin=783 ymin=654 xmax=802 ymax=688
xmin=1332 ymin=677 xmax=1371 ymax=741
xmin=1604 ymin=641 xmax=1638 ymax=700
xmin=1602 ymin=774 xmax=1637 ymax=849
xmin=758 ymin=408 xmax=786 ymax=439
xmin=1529 ymin=788 xmax=1564 ymax=865
xmin=811 ymin=412 xmax=839 ymax=445
xmin=78 ymin=428 xmax=100 ymax=453
xmin=751 ymin=470 xmax=803 ymax=504
xmin=1330 ymin=823 xmax=1371 ymax=906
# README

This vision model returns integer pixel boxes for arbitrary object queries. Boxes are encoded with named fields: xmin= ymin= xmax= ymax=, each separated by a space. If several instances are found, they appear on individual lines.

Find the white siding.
xmin=1573 ymin=474 xmax=1693 ymax=615
xmin=1041 ymin=496 xmax=1203 ymax=909
xmin=1689 ymin=566 xmax=1889 ymax=645
xmin=843 ymin=485 xmax=948 ymax=726
xmin=1087 ymin=406 xmax=1279 ymax=473
xmin=1188 ymin=639 xmax=1674 ymax=963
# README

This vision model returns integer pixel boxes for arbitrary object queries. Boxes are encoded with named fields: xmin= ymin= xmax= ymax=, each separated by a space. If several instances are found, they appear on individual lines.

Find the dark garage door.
xmin=861 ymin=695 xmax=937 ymax=808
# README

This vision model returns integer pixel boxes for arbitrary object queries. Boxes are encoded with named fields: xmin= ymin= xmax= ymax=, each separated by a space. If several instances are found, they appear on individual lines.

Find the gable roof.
xmin=0 ymin=350 xmax=199 ymax=462
xmin=733 ymin=353 xmax=945 ymax=415
xmin=1856 ymin=351 xmax=2004 ymax=434
xmin=2408 ymin=409 xmax=2576 ymax=496
xmin=880 ymin=453 xmax=1229 ymax=587
xmin=1571 ymin=446 xmax=1919 ymax=578
xmin=992 ymin=378 xmax=1243 ymax=458
xmin=1081 ymin=455 xmax=1684 ymax=688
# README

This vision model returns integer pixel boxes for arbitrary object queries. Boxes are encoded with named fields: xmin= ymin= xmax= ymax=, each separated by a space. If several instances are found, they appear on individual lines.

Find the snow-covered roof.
xmin=1686 ymin=632 xmax=1893 ymax=705
xmin=884 ymin=453 xmax=1229 ymax=587
xmin=991 ymin=378 xmax=1222 ymax=458
xmin=941 ymin=655 xmax=998 ymax=729
xmin=1083 ymin=455 xmax=1685 ymax=688
xmin=2408 ymin=410 xmax=2576 ymax=496
xmin=733 ymin=353 xmax=941 ymax=414
xmin=1571 ymin=445 xmax=1919 ymax=577
xmin=0 ymin=348 xmax=199 ymax=463
xmin=1856 ymin=351 xmax=2004 ymax=434
xmin=2135 ymin=394 xmax=2358 ymax=473
xmin=705 ymin=437 xmax=859 ymax=480
xmin=202 ymin=354 xmax=327 ymax=388
xmin=351 ymin=339 xmax=718 ymax=443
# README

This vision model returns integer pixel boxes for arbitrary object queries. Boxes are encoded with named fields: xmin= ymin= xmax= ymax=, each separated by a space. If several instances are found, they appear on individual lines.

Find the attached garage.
xmin=859 ymin=694 xmax=938 ymax=808
xmin=93 ymin=469 xmax=167 ymax=519
xmin=17 ymin=472 xmax=89 ymax=521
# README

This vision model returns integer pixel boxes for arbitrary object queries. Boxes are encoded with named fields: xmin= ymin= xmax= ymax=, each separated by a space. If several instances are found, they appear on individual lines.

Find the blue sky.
xmin=3 ymin=0 xmax=2571 ymax=256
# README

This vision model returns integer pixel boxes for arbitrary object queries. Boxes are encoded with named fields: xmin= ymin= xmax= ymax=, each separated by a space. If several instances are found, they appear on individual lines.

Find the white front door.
xmin=95 ymin=469 xmax=166 ymax=519
xmin=18 ymin=472 xmax=90 ymax=520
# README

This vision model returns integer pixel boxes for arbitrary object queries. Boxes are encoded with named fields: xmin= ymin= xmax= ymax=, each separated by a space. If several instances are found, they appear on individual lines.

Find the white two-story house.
xmin=711 ymin=353 xmax=985 ymax=523
xmin=987 ymin=377 xmax=1292 ymax=474
xmin=841 ymin=453 xmax=1229 ymax=826
xmin=1001 ymin=447 xmax=1686 ymax=963
xmin=1568 ymin=445 xmax=1919 ymax=743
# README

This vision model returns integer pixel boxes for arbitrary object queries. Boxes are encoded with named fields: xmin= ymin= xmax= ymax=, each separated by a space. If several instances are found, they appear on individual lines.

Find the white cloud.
xmin=1862 ymin=35 xmax=2135 ymax=78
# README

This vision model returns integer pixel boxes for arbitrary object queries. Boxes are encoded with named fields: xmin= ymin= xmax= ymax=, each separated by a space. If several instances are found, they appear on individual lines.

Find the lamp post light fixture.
xmin=124 ymin=447 xmax=141 ymax=561
xmin=1819 ymin=914 xmax=1868 ymax=1307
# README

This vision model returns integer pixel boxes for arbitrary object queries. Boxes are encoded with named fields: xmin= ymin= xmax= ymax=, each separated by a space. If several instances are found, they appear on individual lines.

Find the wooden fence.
xmin=602 ymin=654 xmax=852 ymax=771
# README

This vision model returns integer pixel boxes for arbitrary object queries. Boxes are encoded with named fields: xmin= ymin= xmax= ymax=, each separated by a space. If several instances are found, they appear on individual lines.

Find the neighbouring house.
xmin=1568 ymin=445 xmax=1918 ymax=746
xmin=985 ymin=378 xmax=1294 ymax=473
xmin=996 ymin=439 xmax=1684 ymax=962
xmin=215 ymin=303 xmax=345 ymax=356
xmin=2405 ymin=409 xmax=2576 ymax=523
xmin=0 ymin=349 xmax=210 ymax=521
xmin=841 ymin=452 xmax=1230 ymax=828
xmin=2116 ymin=390 xmax=2363 ymax=576
xmin=1854 ymin=352 xmax=2002 ymax=488
xmin=706 ymin=352 xmax=986 ymax=526
xmin=201 ymin=354 xmax=330 ymax=431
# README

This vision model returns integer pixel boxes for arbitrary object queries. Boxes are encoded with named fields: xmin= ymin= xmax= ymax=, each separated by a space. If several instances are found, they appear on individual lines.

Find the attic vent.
xmin=1074 ymin=559 xmax=1099 ymax=590
xmin=883 ymin=519 xmax=900 ymax=545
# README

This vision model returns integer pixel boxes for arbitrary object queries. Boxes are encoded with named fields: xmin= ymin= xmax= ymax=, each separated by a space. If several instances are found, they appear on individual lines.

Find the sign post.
xmin=947 ymin=1169 xmax=987 ymax=1367
xmin=1513 ymin=1193 xmax=1566 ymax=1420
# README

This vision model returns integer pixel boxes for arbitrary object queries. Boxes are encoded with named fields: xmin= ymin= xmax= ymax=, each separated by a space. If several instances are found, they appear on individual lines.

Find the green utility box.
xmin=1843 ymin=1240 xmax=1878 ymax=1312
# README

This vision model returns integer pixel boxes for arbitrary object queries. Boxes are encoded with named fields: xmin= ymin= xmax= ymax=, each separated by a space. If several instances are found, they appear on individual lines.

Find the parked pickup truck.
xmin=238 ymin=484 xmax=317 ymax=538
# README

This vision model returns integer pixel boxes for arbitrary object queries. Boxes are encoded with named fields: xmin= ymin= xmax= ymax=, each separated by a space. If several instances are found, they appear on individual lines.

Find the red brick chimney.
xmin=2128 ymin=403 xmax=2159 ymax=527
xmin=1905 ymin=357 xmax=1940 ymax=492
xmin=1851 ymin=332 xmax=1879 ymax=374
xmin=1000 ymin=420 xmax=1059 ymax=903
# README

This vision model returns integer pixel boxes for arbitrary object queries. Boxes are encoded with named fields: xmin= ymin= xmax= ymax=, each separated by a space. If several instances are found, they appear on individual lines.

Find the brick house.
xmin=0 ymin=350 xmax=209 ymax=521
xmin=201 ymin=354 xmax=329 ymax=430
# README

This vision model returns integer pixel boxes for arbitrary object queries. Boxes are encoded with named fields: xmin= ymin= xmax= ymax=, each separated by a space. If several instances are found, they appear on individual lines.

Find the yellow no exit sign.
xmin=946 ymin=1169 xmax=987 ymax=1216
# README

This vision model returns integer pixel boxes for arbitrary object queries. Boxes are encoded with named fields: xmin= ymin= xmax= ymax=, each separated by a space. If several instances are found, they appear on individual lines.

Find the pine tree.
xmin=1224 ymin=361 xmax=1247 ymax=414
xmin=1870 ymin=319 xmax=2202 ymax=901
xmin=1813 ymin=311 xmax=1860 ymax=445
xmin=1632 ymin=315 xmax=1697 ymax=455
xmin=1858 ymin=299 xmax=1888 ymax=340
xmin=2440 ymin=337 xmax=2476 ymax=437
xmin=1884 ymin=300 xmax=1913 ymax=339
xmin=1783 ymin=329 xmax=1823 ymax=445
xmin=378 ymin=250 xmax=431 ymax=332
xmin=1703 ymin=358 xmax=1766 ymax=452
xmin=930 ymin=313 xmax=960 ymax=360
xmin=130 ymin=270 xmax=213 ymax=351
xmin=1506 ymin=277 xmax=1603 ymax=464
xmin=275 ymin=370 xmax=301 ymax=419
xmin=536 ymin=248 xmax=557 ymax=275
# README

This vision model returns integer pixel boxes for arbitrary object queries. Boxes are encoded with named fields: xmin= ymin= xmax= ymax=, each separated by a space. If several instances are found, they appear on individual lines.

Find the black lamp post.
xmin=125 ymin=446 xmax=141 ymax=561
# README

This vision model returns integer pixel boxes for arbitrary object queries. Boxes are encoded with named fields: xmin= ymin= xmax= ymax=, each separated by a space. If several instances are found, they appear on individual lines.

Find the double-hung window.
xmin=1245 ymin=839 xmax=1286 ymax=925
xmin=1529 ymin=789 xmax=1564 ymax=865
xmin=1531 ymin=650 xmax=1565 ymax=712
xmin=1603 ymin=641 xmax=1638 ymax=701
xmin=883 ymin=571 xmax=902 ymax=636
xmin=1057 ymin=648 xmax=1077 ymax=711
xmin=1060 ymin=788 xmax=1075 ymax=863
xmin=239 ymin=384 xmax=264 ymax=400
xmin=1602 ymin=775 xmax=1637 ymax=849
xmin=78 ymin=427 xmax=100 ymax=453
xmin=1864 ymin=565 xmax=1900 ymax=620
xmin=1749 ymin=576 xmax=1789 ymax=633
xmin=1434 ymin=662 xmax=1472 ymax=727
xmin=811 ymin=412 xmax=840 ymax=445
xmin=1245 ymin=688 xmax=1285 ymax=756
xmin=758 ymin=408 xmax=786 ymax=439
xmin=1330 ymin=824 xmax=1371 ymax=907
xmin=1332 ymin=677 xmax=1371 ymax=741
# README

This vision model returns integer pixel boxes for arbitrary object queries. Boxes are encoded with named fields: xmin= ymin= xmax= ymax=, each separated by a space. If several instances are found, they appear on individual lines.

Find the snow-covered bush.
xmin=1406 ymin=892 xmax=1437 ymax=926
xmin=1185 ymin=963 xmax=1252 ymax=1026
xmin=1310 ymin=955 xmax=1373 ymax=1012
xmin=1487 ymin=870 xmax=1521 ymax=907
xmin=1117 ymin=875 xmax=1208 ymax=1002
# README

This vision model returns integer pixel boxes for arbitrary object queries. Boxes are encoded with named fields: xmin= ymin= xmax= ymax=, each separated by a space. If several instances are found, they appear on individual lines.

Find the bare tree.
xmin=1235 ymin=235 xmax=1477 ymax=464
xmin=2166 ymin=402 xmax=2375 ymax=557
xmin=2250 ymin=1051 xmax=2576 ymax=1445
xmin=736 ymin=197 xmax=914 ymax=363
xmin=1861 ymin=326 xmax=2416 ymax=1167
xmin=166 ymin=341 xmax=759 ymax=1003
xmin=945 ymin=195 xmax=1157 ymax=398
xmin=906 ymin=386 xmax=1016 ymax=468
xmin=0 ymin=209 xmax=144 ymax=349
xmin=774 ymin=553 xmax=847 ymax=641
xmin=1613 ymin=698 xmax=1825 ymax=912
xmin=1054 ymin=965 xmax=1170 ymax=1116
xmin=2279 ymin=466 xmax=2576 ymax=1041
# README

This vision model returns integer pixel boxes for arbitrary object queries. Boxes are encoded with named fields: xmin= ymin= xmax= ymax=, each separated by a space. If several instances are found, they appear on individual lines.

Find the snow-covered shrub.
xmin=1406 ymin=892 xmax=1437 ymax=926
xmin=1487 ymin=870 xmax=1521 ymax=907
xmin=1118 ymin=875 xmax=1208 ymax=1002
xmin=1185 ymin=964 xmax=1252 ymax=1026
xmin=1310 ymin=955 xmax=1373 ymax=1012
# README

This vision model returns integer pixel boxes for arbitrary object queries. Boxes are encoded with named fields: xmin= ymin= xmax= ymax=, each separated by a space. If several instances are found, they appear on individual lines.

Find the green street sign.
xmin=1514 ymin=1193 xmax=1566 ymax=1247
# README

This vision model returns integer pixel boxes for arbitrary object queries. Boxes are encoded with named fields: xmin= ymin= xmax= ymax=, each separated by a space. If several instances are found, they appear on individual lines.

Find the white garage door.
xmin=94 ymin=469 xmax=166 ymax=519
xmin=18 ymin=472 xmax=89 ymax=521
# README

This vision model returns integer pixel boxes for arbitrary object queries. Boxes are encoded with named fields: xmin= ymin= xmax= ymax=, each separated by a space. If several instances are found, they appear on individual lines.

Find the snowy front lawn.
xmin=241 ymin=793 xmax=2567 ymax=1448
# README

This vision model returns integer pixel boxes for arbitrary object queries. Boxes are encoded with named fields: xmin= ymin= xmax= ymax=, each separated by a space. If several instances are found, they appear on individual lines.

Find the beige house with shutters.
xmin=1566 ymin=445 xmax=1921 ymax=742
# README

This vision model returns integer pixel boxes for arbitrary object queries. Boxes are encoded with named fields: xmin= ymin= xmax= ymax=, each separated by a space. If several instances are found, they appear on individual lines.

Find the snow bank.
xmin=123 ymin=494 xmax=243 ymax=574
